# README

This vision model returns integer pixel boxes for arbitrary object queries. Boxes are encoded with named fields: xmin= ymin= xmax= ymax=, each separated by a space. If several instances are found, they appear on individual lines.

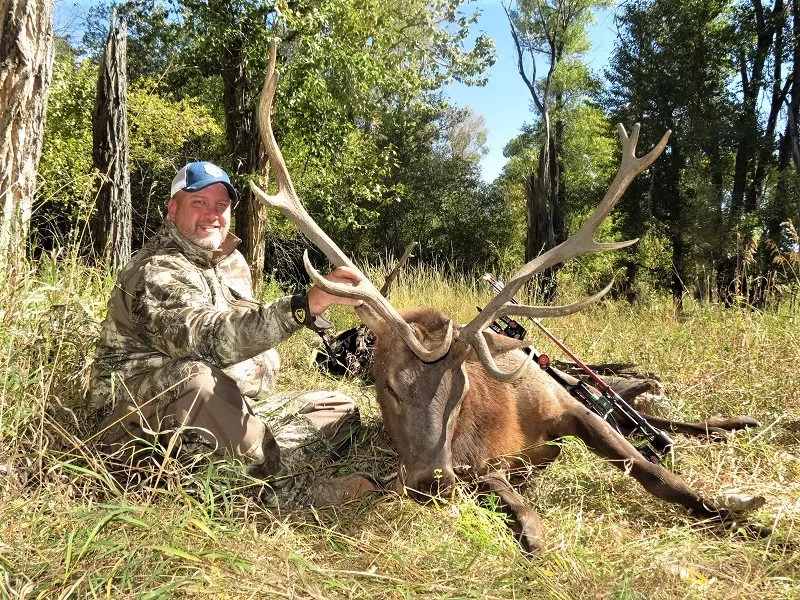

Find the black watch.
xmin=290 ymin=292 xmax=333 ymax=332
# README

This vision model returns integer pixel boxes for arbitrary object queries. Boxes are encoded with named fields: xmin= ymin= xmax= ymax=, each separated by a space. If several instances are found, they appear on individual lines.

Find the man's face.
xmin=168 ymin=183 xmax=232 ymax=250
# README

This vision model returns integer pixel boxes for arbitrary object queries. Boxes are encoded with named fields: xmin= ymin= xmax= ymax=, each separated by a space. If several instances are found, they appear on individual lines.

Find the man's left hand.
xmin=307 ymin=266 xmax=364 ymax=316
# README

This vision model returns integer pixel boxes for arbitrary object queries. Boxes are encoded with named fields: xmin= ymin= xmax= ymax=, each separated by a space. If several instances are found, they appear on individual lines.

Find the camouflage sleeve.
xmin=132 ymin=257 xmax=303 ymax=367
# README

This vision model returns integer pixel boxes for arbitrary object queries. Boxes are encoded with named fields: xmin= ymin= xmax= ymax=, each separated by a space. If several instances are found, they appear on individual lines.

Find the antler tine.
xmin=250 ymin=41 xmax=453 ymax=363
xmin=498 ymin=280 xmax=615 ymax=320
xmin=459 ymin=124 xmax=671 ymax=350
xmin=300 ymin=252 xmax=454 ymax=362
xmin=469 ymin=281 xmax=612 ymax=380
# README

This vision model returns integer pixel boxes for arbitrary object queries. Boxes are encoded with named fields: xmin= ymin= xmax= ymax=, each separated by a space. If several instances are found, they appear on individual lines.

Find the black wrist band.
xmin=290 ymin=292 xmax=333 ymax=332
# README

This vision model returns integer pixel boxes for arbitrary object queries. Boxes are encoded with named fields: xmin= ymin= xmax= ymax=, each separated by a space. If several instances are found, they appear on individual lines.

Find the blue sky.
xmin=446 ymin=1 xmax=619 ymax=182
xmin=53 ymin=0 xmax=619 ymax=183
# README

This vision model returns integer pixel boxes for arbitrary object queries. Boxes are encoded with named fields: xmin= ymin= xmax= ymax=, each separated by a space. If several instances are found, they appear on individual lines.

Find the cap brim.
xmin=183 ymin=179 xmax=238 ymax=202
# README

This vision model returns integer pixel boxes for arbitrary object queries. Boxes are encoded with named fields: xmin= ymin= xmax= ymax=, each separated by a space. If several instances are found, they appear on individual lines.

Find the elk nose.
xmin=404 ymin=467 xmax=457 ymax=503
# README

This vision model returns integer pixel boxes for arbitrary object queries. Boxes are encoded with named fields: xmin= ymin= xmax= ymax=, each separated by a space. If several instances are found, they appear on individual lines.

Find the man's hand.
xmin=307 ymin=265 xmax=364 ymax=316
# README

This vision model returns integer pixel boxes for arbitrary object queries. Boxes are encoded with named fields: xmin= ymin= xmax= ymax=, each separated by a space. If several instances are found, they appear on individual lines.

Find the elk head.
xmin=251 ymin=41 xmax=671 ymax=500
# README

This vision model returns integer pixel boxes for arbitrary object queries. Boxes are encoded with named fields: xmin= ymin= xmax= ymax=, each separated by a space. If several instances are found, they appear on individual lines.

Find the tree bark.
xmin=219 ymin=35 xmax=267 ymax=286
xmin=0 ymin=0 xmax=54 ymax=267
xmin=730 ymin=0 xmax=784 ymax=217
xmin=787 ymin=0 xmax=800 ymax=175
xmin=91 ymin=11 xmax=131 ymax=271
xmin=552 ymin=112 xmax=566 ymax=248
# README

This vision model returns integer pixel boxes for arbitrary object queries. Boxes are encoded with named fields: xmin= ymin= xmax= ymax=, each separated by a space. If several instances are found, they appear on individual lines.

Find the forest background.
xmin=9 ymin=0 xmax=799 ymax=308
xmin=2 ymin=2 xmax=800 ymax=597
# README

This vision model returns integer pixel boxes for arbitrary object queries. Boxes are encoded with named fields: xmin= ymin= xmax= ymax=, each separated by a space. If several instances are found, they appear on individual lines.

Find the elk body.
xmin=252 ymin=43 xmax=765 ymax=551
xmin=361 ymin=306 xmax=761 ymax=550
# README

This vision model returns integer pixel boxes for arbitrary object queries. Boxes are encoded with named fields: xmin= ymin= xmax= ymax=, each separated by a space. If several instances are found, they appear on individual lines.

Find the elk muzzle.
xmin=399 ymin=462 xmax=459 ymax=502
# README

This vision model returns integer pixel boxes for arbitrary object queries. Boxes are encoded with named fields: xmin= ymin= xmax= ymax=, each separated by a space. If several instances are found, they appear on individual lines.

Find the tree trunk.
xmin=671 ymin=236 xmax=685 ymax=312
xmin=91 ymin=11 xmax=131 ymax=271
xmin=524 ymin=114 xmax=559 ymax=300
xmin=730 ymin=0 xmax=784 ymax=217
xmin=552 ymin=113 xmax=566 ymax=248
xmin=0 ymin=0 xmax=54 ymax=268
xmin=749 ymin=0 xmax=787 ymax=210
xmin=219 ymin=35 xmax=267 ymax=286
xmin=661 ymin=140 xmax=685 ymax=309
xmin=787 ymin=0 xmax=800 ymax=175
xmin=524 ymin=141 xmax=551 ymax=265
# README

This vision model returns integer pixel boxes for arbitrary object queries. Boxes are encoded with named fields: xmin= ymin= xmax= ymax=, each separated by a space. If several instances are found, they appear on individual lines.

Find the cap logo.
xmin=204 ymin=163 xmax=224 ymax=177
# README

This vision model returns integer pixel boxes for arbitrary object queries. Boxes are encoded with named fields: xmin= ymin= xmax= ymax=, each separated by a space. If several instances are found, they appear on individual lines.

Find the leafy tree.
xmin=504 ymin=0 xmax=611 ymax=298
xmin=266 ymin=1 xmax=497 ymax=273
xmin=35 ymin=38 xmax=97 ymax=251
xmin=367 ymin=103 xmax=516 ymax=272
xmin=606 ymin=0 xmax=794 ymax=307
xmin=605 ymin=0 xmax=737 ymax=306
xmin=729 ymin=0 xmax=788 ymax=217
xmin=441 ymin=105 xmax=489 ymax=167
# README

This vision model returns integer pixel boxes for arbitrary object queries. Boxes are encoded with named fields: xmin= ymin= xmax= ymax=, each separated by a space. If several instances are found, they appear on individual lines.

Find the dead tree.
xmin=0 ymin=0 xmax=55 ymax=268
xmin=91 ymin=10 xmax=131 ymax=270
xmin=504 ymin=2 xmax=587 ymax=301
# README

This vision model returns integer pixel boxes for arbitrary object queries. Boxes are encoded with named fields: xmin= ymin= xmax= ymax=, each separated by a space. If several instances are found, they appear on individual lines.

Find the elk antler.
xmin=250 ymin=41 xmax=453 ymax=362
xmin=458 ymin=124 xmax=671 ymax=379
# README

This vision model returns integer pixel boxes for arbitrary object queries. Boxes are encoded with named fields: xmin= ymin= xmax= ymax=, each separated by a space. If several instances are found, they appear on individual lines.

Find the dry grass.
xmin=1 ymin=255 xmax=798 ymax=599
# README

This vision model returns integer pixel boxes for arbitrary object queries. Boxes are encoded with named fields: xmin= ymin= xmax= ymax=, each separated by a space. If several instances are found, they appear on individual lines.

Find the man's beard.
xmin=184 ymin=224 xmax=228 ymax=250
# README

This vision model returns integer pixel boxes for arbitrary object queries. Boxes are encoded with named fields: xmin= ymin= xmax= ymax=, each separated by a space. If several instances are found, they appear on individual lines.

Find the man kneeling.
xmin=89 ymin=161 xmax=377 ymax=506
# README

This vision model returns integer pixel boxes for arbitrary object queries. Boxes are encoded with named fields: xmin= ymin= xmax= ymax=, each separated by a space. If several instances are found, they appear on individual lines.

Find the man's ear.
xmin=167 ymin=196 xmax=178 ymax=222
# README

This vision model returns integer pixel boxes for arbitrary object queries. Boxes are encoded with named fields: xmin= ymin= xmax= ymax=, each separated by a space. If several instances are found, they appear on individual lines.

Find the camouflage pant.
xmin=94 ymin=360 xmax=360 ymax=508
xmin=249 ymin=390 xmax=362 ymax=508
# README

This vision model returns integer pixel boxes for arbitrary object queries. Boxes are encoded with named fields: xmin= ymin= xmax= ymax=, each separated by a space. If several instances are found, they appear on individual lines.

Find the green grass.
xmin=1 ymin=253 xmax=798 ymax=599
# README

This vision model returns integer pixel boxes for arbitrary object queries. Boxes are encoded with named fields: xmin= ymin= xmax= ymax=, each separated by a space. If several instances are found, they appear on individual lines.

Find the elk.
xmin=252 ymin=43 xmax=765 ymax=551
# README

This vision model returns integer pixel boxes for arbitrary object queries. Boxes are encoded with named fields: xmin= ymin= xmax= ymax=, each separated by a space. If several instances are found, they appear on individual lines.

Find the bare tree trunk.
xmin=0 ymin=0 xmax=54 ymax=268
xmin=788 ymin=0 xmax=800 ymax=174
xmin=218 ymin=36 xmax=268 ymax=286
xmin=552 ymin=112 xmax=566 ymax=248
xmin=524 ymin=131 xmax=557 ymax=300
xmin=91 ymin=11 xmax=131 ymax=270
xmin=249 ymin=147 xmax=270 ymax=291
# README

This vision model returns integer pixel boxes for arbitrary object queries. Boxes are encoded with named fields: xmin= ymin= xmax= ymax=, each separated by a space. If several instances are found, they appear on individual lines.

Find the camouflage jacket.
xmin=89 ymin=220 xmax=302 ymax=409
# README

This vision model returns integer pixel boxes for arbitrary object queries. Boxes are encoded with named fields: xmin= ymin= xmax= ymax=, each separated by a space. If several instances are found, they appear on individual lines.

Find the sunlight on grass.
xmin=0 ymin=251 xmax=798 ymax=598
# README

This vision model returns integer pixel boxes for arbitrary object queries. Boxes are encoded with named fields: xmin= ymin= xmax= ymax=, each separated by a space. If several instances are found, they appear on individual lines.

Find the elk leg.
xmin=644 ymin=414 xmax=759 ymax=438
xmin=614 ymin=409 xmax=760 ymax=439
xmin=476 ymin=470 xmax=545 ymax=553
xmin=564 ymin=407 xmax=764 ymax=520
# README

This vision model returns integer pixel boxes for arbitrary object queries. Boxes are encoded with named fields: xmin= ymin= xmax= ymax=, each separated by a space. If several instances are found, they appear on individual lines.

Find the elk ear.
xmin=356 ymin=304 xmax=390 ymax=338
xmin=483 ymin=330 xmax=529 ymax=354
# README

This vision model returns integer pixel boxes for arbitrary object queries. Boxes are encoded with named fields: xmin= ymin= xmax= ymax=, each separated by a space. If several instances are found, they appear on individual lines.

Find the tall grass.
xmin=1 ymin=250 xmax=798 ymax=599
